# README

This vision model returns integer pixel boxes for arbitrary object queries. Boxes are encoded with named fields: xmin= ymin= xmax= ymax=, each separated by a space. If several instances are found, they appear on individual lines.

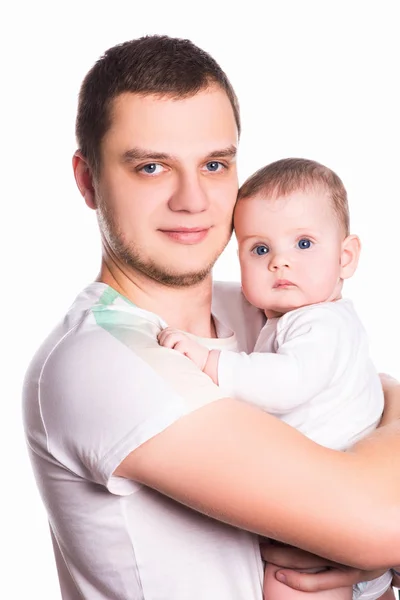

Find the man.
xmin=23 ymin=35 xmax=400 ymax=600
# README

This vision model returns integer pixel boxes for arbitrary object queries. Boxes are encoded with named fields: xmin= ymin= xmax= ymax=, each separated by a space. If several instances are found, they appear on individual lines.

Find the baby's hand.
xmin=158 ymin=327 xmax=209 ymax=371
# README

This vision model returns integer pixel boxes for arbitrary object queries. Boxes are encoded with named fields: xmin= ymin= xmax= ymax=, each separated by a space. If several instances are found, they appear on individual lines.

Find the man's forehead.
xmin=104 ymin=89 xmax=238 ymax=157
xmin=110 ymin=87 xmax=235 ymax=121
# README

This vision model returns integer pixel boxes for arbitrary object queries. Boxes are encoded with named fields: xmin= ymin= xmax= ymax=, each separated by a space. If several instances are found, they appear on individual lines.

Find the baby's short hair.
xmin=238 ymin=158 xmax=350 ymax=236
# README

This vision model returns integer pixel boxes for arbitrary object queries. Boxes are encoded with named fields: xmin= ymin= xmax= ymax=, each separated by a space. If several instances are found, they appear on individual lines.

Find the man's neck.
xmin=98 ymin=261 xmax=216 ymax=338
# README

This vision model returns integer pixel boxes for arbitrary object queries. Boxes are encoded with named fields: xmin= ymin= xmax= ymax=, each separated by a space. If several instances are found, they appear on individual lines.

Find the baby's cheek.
xmin=241 ymin=271 xmax=269 ymax=310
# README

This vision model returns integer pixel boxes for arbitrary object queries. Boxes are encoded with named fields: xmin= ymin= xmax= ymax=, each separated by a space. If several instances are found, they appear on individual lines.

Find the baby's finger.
xmin=157 ymin=331 xmax=167 ymax=345
xmin=161 ymin=334 xmax=183 ymax=349
xmin=157 ymin=327 xmax=177 ymax=342
xmin=158 ymin=328 xmax=181 ymax=346
xmin=174 ymin=341 xmax=192 ymax=355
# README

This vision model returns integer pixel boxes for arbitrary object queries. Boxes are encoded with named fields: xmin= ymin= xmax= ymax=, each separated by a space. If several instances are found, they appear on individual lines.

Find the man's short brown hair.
xmin=238 ymin=158 xmax=350 ymax=236
xmin=76 ymin=35 xmax=240 ymax=176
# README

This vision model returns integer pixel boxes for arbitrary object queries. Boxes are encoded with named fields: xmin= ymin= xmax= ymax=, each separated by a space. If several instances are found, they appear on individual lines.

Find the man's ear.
xmin=340 ymin=234 xmax=361 ymax=279
xmin=72 ymin=151 xmax=97 ymax=210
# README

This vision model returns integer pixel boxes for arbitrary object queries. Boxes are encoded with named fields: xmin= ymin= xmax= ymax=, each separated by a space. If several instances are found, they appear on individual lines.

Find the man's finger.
xmin=275 ymin=567 xmax=385 ymax=592
xmin=260 ymin=544 xmax=336 ymax=570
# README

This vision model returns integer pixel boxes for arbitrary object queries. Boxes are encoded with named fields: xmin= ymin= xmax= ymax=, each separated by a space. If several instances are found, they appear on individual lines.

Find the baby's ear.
xmin=340 ymin=235 xmax=361 ymax=279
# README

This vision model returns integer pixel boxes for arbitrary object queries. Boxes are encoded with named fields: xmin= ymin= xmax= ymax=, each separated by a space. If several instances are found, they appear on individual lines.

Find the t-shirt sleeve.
xmin=38 ymin=324 xmax=226 ymax=495
xmin=218 ymin=306 xmax=351 ymax=413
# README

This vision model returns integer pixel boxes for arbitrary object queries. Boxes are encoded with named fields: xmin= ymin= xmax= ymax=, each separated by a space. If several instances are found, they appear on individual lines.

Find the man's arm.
xmin=115 ymin=384 xmax=400 ymax=570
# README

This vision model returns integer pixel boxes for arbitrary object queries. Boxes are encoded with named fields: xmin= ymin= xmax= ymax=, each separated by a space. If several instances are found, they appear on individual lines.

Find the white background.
xmin=2 ymin=1 xmax=399 ymax=597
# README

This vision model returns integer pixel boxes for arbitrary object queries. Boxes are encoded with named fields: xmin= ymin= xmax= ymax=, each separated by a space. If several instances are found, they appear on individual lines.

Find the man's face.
xmin=95 ymin=87 xmax=238 ymax=287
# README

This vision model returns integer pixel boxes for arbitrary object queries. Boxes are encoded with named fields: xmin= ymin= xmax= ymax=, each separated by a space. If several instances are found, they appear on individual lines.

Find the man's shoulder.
xmin=212 ymin=280 xmax=251 ymax=312
xmin=23 ymin=283 xmax=226 ymax=467
xmin=212 ymin=281 xmax=265 ymax=352
xmin=23 ymin=283 xmax=163 ymax=403
xmin=212 ymin=280 xmax=263 ymax=320
xmin=212 ymin=280 xmax=242 ymax=296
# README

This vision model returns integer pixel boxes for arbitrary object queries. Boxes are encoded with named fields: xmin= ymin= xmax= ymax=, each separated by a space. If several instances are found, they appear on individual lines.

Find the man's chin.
xmin=116 ymin=241 xmax=226 ymax=287
xmin=129 ymin=258 xmax=214 ymax=288
xmin=152 ymin=267 xmax=212 ymax=288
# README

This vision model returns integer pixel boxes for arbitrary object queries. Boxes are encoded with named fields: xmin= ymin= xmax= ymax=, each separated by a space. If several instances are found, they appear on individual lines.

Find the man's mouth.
xmin=159 ymin=227 xmax=210 ymax=244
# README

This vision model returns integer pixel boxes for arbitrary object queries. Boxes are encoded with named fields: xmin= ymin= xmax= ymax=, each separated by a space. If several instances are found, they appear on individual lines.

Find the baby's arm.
xmin=159 ymin=307 xmax=353 ymax=414
xmin=217 ymin=306 xmax=351 ymax=413
xmin=157 ymin=328 xmax=219 ymax=380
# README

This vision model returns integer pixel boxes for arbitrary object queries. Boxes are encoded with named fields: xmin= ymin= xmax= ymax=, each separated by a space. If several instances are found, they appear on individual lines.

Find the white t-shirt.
xmin=218 ymin=299 xmax=383 ymax=450
xmin=23 ymin=281 xmax=265 ymax=600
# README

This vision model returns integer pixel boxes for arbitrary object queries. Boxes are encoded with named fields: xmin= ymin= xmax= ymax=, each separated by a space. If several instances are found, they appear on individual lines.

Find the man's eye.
xmin=139 ymin=163 xmax=164 ymax=175
xmin=205 ymin=161 xmax=225 ymax=172
xmin=297 ymin=238 xmax=312 ymax=250
xmin=252 ymin=245 xmax=269 ymax=256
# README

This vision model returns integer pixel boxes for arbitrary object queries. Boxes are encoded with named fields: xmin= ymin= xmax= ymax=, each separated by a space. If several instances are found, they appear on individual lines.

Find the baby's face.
xmin=234 ymin=187 xmax=346 ymax=316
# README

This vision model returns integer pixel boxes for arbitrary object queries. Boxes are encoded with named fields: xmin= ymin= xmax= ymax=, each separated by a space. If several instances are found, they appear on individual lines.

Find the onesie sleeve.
xmin=217 ymin=305 xmax=350 ymax=413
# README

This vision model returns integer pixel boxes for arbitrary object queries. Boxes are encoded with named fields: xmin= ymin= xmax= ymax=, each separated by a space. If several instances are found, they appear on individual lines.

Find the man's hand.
xmin=260 ymin=541 xmax=388 ymax=592
xmin=379 ymin=373 xmax=400 ymax=425
xmin=391 ymin=568 xmax=400 ymax=588
xmin=157 ymin=327 xmax=209 ymax=371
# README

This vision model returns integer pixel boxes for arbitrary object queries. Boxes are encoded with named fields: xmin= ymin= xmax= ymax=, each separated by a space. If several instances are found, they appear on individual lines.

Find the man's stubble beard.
xmin=97 ymin=203 xmax=233 ymax=288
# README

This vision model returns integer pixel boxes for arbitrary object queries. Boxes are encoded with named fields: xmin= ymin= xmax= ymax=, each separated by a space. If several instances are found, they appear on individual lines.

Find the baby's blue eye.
xmin=297 ymin=238 xmax=312 ymax=250
xmin=252 ymin=245 xmax=269 ymax=256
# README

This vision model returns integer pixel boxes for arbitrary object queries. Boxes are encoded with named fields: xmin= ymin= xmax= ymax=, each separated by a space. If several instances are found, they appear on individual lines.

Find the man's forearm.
xmin=117 ymin=396 xmax=400 ymax=570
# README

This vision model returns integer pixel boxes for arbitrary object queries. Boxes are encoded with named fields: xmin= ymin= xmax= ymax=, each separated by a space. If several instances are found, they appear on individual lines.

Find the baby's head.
xmin=234 ymin=158 xmax=360 ymax=318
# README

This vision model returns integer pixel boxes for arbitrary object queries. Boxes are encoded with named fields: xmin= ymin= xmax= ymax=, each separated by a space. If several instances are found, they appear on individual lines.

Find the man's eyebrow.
xmin=121 ymin=145 xmax=237 ymax=163
xmin=207 ymin=145 xmax=237 ymax=159
xmin=121 ymin=148 xmax=175 ymax=163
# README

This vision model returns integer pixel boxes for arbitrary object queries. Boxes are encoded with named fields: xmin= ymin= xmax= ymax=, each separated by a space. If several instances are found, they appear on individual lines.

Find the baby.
xmin=158 ymin=158 xmax=397 ymax=600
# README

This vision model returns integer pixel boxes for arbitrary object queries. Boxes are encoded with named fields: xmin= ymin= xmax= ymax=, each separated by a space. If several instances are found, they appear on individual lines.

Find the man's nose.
xmin=168 ymin=173 xmax=209 ymax=213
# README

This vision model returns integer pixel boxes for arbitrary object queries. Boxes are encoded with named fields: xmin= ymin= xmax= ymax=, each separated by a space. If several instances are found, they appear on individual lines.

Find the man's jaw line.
xmin=99 ymin=245 xmax=214 ymax=297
